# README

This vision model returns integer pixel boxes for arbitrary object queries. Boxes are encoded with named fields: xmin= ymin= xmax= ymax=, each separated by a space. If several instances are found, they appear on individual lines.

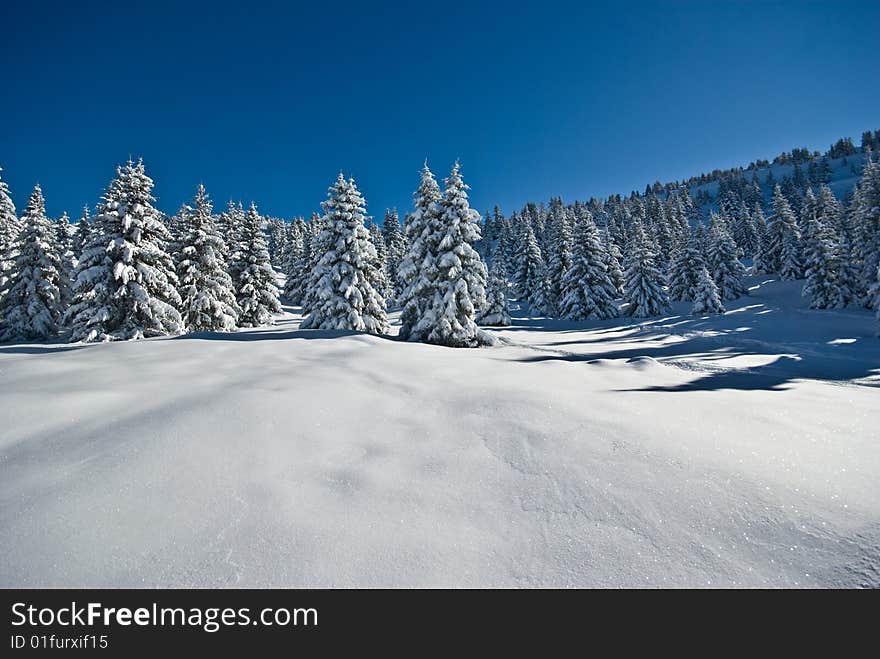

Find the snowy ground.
xmin=1 ymin=276 xmax=878 ymax=588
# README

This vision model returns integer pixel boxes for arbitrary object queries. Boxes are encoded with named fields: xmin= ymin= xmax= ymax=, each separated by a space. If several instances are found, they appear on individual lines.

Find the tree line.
xmin=0 ymin=148 xmax=878 ymax=348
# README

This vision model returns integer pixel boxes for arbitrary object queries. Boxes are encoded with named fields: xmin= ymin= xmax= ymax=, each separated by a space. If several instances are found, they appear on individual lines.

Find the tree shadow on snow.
xmin=509 ymin=297 xmax=880 ymax=393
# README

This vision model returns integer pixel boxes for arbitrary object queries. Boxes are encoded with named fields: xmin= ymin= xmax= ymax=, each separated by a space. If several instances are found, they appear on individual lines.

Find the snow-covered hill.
xmin=1 ymin=276 xmax=877 ymax=587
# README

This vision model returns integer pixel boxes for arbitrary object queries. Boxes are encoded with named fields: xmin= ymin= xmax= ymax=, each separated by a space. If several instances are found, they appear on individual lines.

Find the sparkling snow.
xmin=1 ymin=275 xmax=878 ymax=587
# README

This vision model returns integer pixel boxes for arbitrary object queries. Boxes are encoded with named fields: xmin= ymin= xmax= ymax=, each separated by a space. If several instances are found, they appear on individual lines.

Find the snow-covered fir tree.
xmin=623 ymin=222 xmax=670 ymax=318
xmin=266 ymin=217 xmax=289 ymax=266
xmin=0 ymin=166 xmax=21 ymax=299
xmin=0 ymin=185 xmax=66 ymax=341
xmin=414 ymin=162 xmax=492 ymax=347
xmin=176 ymin=184 xmax=240 ymax=332
xmin=368 ymin=221 xmax=391 ymax=301
xmin=70 ymin=205 xmax=90 ymax=264
xmin=513 ymin=224 xmax=545 ymax=303
xmin=301 ymin=174 xmax=388 ymax=333
xmin=559 ymin=211 xmax=619 ymax=320
xmin=231 ymin=203 xmax=281 ymax=327
xmin=602 ymin=229 xmax=626 ymax=297
xmin=852 ymin=154 xmax=880 ymax=306
xmin=691 ymin=265 xmax=725 ymax=315
xmin=381 ymin=208 xmax=407 ymax=302
xmin=225 ymin=201 xmax=247 ymax=290
xmin=66 ymin=158 xmax=182 ymax=342
xmin=543 ymin=208 xmax=573 ymax=314
xmin=52 ymin=212 xmax=75 ymax=308
xmin=706 ymin=214 xmax=748 ymax=300
xmin=779 ymin=222 xmax=804 ymax=280
xmin=398 ymin=164 xmax=443 ymax=341
xmin=764 ymin=184 xmax=802 ymax=278
xmin=801 ymin=205 xmax=842 ymax=310
xmin=667 ymin=226 xmax=705 ymax=302
xmin=478 ymin=249 xmax=511 ymax=326
xmin=282 ymin=218 xmax=307 ymax=303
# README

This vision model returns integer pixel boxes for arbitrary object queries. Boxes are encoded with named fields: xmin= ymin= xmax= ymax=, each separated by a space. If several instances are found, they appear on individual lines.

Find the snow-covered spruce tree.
xmin=231 ymin=203 xmax=281 ymax=327
xmin=165 ymin=204 xmax=190 ymax=272
xmin=300 ymin=174 xmax=388 ymax=333
xmin=381 ymin=208 xmax=407 ymax=301
xmin=0 ymin=166 xmax=21 ymax=298
xmin=66 ymin=159 xmax=182 ymax=342
xmin=750 ymin=202 xmax=771 ymax=274
xmin=544 ymin=208 xmax=573 ymax=314
xmin=764 ymin=184 xmax=801 ymax=277
xmin=70 ymin=205 xmax=90 ymax=264
xmin=800 ymin=202 xmax=842 ymax=309
xmin=872 ymin=264 xmax=880 ymax=336
xmin=852 ymin=154 xmax=880 ymax=306
xmin=602 ymin=229 xmax=626 ymax=297
xmin=282 ymin=219 xmax=307 ymax=303
xmin=398 ymin=164 xmax=443 ymax=341
xmin=266 ymin=217 xmax=289 ymax=267
xmin=513 ymin=225 xmax=545 ymax=302
xmin=834 ymin=222 xmax=860 ymax=309
xmin=53 ymin=212 xmax=75 ymax=308
xmin=623 ymin=223 xmax=670 ymax=318
xmin=414 ymin=162 xmax=493 ymax=347
xmin=176 ymin=184 xmax=240 ymax=332
xmin=368 ymin=221 xmax=392 ymax=300
xmin=528 ymin=263 xmax=555 ymax=317
xmin=667 ymin=226 xmax=704 ymax=302
xmin=479 ymin=249 xmax=511 ymax=326
xmin=300 ymin=212 xmax=329 ymax=316
xmin=0 ymin=185 xmax=65 ymax=341
xmin=779 ymin=223 xmax=804 ymax=280
xmin=559 ymin=211 xmax=619 ymax=320
xmin=706 ymin=216 xmax=747 ymax=300
xmin=225 ymin=201 xmax=247 ymax=290
xmin=691 ymin=265 xmax=725 ymax=315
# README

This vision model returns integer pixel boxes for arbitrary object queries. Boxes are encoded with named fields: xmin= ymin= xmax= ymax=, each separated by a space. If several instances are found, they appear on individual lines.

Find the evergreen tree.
xmin=780 ymin=225 xmax=804 ymax=280
xmin=477 ymin=248 xmax=510 ymax=327
xmin=602 ymin=229 xmax=626 ymax=296
xmin=559 ymin=212 xmax=619 ymax=320
xmin=368 ymin=221 xmax=391 ymax=300
xmin=226 ymin=201 xmax=247 ymax=291
xmin=176 ymin=184 xmax=240 ymax=332
xmin=544 ymin=208 xmax=574 ymax=314
xmin=764 ymin=185 xmax=802 ymax=277
xmin=301 ymin=174 xmax=388 ymax=333
xmin=706 ymin=216 xmax=748 ymax=300
xmin=526 ymin=263 xmax=554 ymax=317
xmin=53 ymin=212 xmax=75 ymax=308
xmin=70 ymin=205 xmax=90 ymax=263
xmin=667 ymin=226 xmax=704 ymax=302
xmin=232 ymin=203 xmax=282 ymax=327
xmin=835 ymin=223 xmax=860 ymax=308
xmin=414 ymin=162 xmax=492 ymax=347
xmin=381 ymin=208 xmax=407 ymax=301
xmin=801 ymin=206 xmax=843 ymax=309
xmin=398 ymin=164 xmax=443 ymax=341
xmin=0 ymin=166 xmax=21 ymax=298
xmin=282 ymin=219 xmax=307 ymax=303
xmin=852 ymin=155 xmax=880 ymax=306
xmin=0 ymin=185 xmax=65 ymax=340
xmin=691 ymin=266 xmax=725 ymax=315
xmin=66 ymin=159 xmax=182 ymax=342
xmin=513 ymin=225 xmax=544 ymax=301
xmin=623 ymin=223 xmax=670 ymax=317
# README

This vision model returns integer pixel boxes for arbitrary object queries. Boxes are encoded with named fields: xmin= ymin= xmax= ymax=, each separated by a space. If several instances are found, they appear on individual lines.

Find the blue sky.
xmin=1 ymin=0 xmax=878 ymax=221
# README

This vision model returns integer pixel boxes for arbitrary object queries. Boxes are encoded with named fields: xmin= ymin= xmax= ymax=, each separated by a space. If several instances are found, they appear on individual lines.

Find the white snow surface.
xmin=1 ymin=275 xmax=878 ymax=588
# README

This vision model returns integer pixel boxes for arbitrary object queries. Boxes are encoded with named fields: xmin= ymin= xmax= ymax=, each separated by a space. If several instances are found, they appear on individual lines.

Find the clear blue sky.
xmin=1 ymin=0 xmax=878 ymax=221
